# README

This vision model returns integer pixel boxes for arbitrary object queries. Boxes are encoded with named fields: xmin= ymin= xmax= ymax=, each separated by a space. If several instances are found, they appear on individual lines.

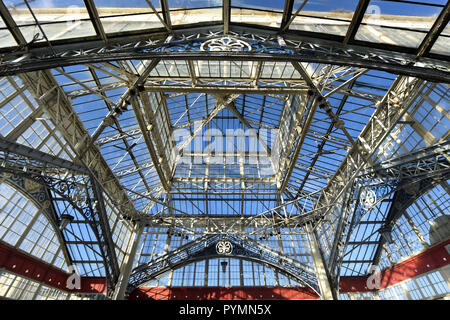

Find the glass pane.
xmin=430 ymin=35 xmax=450 ymax=55
xmin=170 ymin=7 xmax=222 ymax=25
xmin=288 ymin=0 xmax=359 ymax=35
xmin=289 ymin=16 xmax=350 ymax=36
xmin=360 ymin=0 xmax=443 ymax=33
xmin=41 ymin=21 xmax=96 ymax=41
xmin=294 ymin=0 xmax=359 ymax=21
xmin=169 ymin=0 xmax=222 ymax=10
xmin=94 ymin=0 xmax=162 ymax=17
xmin=354 ymin=0 xmax=444 ymax=48
xmin=6 ymin=0 xmax=91 ymax=25
xmin=231 ymin=0 xmax=285 ymax=11
xmin=363 ymin=0 xmax=444 ymax=27
xmin=101 ymin=14 xmax=164 ymax=33
xmin=230 ymin=8 xmax=282 ymax=28
xmin=0 ymin=29 xmax=17 ymax=47
xmin=355 ymin=25 xmax=427 ymax=48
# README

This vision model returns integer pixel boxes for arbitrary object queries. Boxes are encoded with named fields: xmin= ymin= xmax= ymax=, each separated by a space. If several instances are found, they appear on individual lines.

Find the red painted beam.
xmin=339 ymin=238 xmax=450 ymax=292
xmin=0 ymin=241 xmax=106 ymax=294
xmin=1 ymin=237 xmax=448 ymax=298
xmin=129 ymin=286 xmax=320 ymax=300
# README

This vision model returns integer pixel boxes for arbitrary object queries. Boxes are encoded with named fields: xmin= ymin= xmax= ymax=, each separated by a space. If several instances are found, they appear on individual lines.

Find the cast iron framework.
xmin=0 ymin=137 xmax=120 ymax=295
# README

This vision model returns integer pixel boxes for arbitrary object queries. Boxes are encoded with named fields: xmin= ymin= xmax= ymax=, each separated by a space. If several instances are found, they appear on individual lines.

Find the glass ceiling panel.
xmin=94 ymin=0 xmax=162 ymax=15
xmin=230 ymin=0 xmax=285 ymax=11
xmin=230 ymin=0 xmax=284 ymax=28
xmin=6 ymin=0 xmax=90 ymax=24
xmin=94 ymin=0 xmax=165 ymax=33
xmin=231 ymin=9 xmax=282 ymax=28
xmin=94 ymin=0 xmax=164 ymax=33
xmin=0 ymin=29 xmax=17 ymax=48
xmin=430 ymin=23 xmax=449 ymax=56
xmin=168 ymin=0 xmax=222 ymax=9
xmin=289 ymin=0 xmax=359 ymax=36
xmin=170 ymin=7 xmax=222 ymax=25
xmin=5 ymin=0 xmax=96 ymax=41
xmin=167 ymin=0 xmax=222 ymax=26
xmin=100 ymin=14 xmax=164 ymax=34
xmin=355 ymin=0 xmax=445 ymax=48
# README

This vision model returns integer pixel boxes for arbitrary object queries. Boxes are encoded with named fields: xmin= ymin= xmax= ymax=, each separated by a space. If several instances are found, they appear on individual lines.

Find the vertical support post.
xmin=305 ymin=223 xmax=336 ymax=300
xmin=204 ymin=259 xmax=209 ymax=286
xmin=223 ymin=0 xmax=230 ymax=34
xmin=440 ymin=264 xmax=450 ymax=289
xmin=112 ymin=225 xmax=144 ymax=300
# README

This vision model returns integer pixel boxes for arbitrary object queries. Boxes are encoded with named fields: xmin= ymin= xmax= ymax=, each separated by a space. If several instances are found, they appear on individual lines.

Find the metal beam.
xmin=0 ymin=136 xmax=88 ymax=174
xmin=139 ymin=90 xmax=173 ymax=181
xmin=0 ymin=1 xmax=26 ymax=46
xmin=143 ymin=83 xmax=308 ymax=95
xmin=19 ymin=70 xmax=138 ymax=219
xmin=0 ymin=140 xmax=121 ymax=294
xmin=172 ymin=176 xmax=275 ymax=184
xmin=278 ymin=90 xmax=318 ymax=194
xmin=176 ymin=94 xmax=240 ymax=154
xmin=127 ymin=233 xmax=318 ymax=294
xmin=281 ymin=0 xmax=309 ymax=33
xmin=1 ymin=30 xmax=449 ymax=82
xmin=223 ymin=0 xmax=230 ymax=34
xmin=83 ymin=0 xmax=107 ymax=42
xmin=343 ymin=0 xmax=370 ymax=46
xmin=417 ymin=1 xmax=450 ymax=57
xmin=84 ymin=58 xmax=160 ymax=153
xmin=311 ymin=75 xmax=427 ymax=284
xmin=305 ymin=223 xmax=336 ymax=299
xmin=112 ymin=225 xmax=144 ymax=300
xmin=314 ymin=76 xmax=427 ymax=224
xmin=226 ymin=101 xmax=272 ymax=155
xmin=130 ymin=93 xmax=170 ymax=191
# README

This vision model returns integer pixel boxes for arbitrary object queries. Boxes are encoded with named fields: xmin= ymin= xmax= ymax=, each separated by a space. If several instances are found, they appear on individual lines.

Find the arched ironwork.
xmin=127 ymin=233 xmax=320 ymax=296
xmin=0 ymin=137 xmax=120 ymax=296
xmin=327 ymin=140 xmax=450 ymax=285
xmin=1 ymin=30 xmax=449 ymax=82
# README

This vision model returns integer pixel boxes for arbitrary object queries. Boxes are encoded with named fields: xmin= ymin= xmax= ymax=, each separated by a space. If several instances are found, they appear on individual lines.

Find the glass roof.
xmin=0 ymin=0 xmax=448 ymax=300
xmin=0 ymin=0 xmax=447 ymax=54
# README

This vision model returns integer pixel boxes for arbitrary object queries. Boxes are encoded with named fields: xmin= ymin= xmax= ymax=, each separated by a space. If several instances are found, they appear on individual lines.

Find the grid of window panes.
xmin=0 ymin=0 xmax=446 ymax=54
xmin=0 ymin=270 xmax=106 ymax=300
xmin=0 ymin=183 xmax=68 ymax=271
xmin=345 ymin=268 xmax=450 ymax=300
xmin=379 ymin=185 xmax=450 ymax=271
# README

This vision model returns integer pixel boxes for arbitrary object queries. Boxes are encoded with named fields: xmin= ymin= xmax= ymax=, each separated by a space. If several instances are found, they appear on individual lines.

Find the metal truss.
xmin=201 ymin=76 xmax=429 ymax=234
xmin=328 ymin=140 xmax=450 ymax=288
xmin=134 ymin=185 xmax=323 ymax=236
xmin=311 ymin=76 xmax=427 ymax=229
xmin=275 ymin=87 xmax=317 ymax=192
xmin=131 ymin=90 xmax=171 ymax=192
xmin=18 ymin=70 xmax=140 ymax=220
xmin=358 ymin=141 xmax=450 ymax=181
xmin=0 ymin=137 xmax=120 ymax=295
xmin=127 ymin=233 xmax=319 ymax=295
xmin=1 ymin=28 xmax=449 ymax=82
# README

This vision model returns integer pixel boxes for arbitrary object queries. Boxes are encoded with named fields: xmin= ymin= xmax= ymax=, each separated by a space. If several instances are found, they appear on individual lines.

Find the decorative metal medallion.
xmin=360 ymin=188 xmax=377 ymax=211
xmin=25 ymin=178 xmax=42 ymax=193
xmin=216 ymin=239 xmax=233 ymax=255
xmin=200 ymin=36 xmax=252 ymax=52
